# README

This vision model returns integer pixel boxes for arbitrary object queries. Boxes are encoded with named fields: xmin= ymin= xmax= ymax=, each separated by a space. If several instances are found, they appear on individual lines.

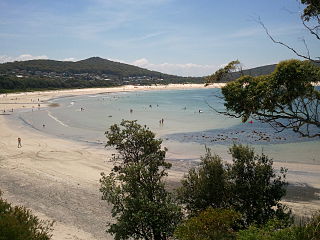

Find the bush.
xmin=237 ymin=211 xmax=320 ymax=240
xmin=174 ymin=207 xmax=241 ymax=240
xmin=0 ymin=191 xmax=54 ymax=240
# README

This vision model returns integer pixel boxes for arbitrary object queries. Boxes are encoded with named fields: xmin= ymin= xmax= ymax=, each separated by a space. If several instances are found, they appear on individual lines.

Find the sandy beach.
xmin=0 ymin=84 xmax=319 ymax=240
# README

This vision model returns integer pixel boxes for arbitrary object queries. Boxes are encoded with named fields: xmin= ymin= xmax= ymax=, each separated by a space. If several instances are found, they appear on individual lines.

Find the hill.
xmin=218 ymin=64 xmax=277 ymax=83
xmin=1 ymin=57 xmax=310 ymax=93
xmin=0 ymin=57 xmax=174 ymax=77
xmin=0 ymin=57 xmax=203 ymax=92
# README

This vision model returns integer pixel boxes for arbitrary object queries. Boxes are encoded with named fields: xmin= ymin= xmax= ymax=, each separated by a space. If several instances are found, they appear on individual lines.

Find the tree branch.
xmin=258 ymin=18 xmax=319 ymax=62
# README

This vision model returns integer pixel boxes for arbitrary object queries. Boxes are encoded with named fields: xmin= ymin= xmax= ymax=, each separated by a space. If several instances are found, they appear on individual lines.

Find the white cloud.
xmin=63 ymin=57 xmax=76 ymax=62
xmin=0 ymin=54 xmax=48 ymax=63
xmin=131 ymin=58 xmax=218 ymax=77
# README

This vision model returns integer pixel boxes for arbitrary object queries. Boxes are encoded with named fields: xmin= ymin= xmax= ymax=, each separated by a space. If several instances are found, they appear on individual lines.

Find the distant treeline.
xmin=0 ymin=75 xmax=203 ymax=93
xmin=0 ymin=75 xmax=117 ymax=93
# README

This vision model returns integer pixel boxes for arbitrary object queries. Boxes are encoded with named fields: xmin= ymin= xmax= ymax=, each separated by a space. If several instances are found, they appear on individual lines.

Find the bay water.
xmin=16 ymin=88 xmax=320 ymax=164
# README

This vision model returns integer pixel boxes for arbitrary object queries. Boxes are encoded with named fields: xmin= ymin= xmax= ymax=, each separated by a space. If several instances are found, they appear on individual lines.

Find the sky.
xmin=0 ymin=0 xmax=319 ymax=76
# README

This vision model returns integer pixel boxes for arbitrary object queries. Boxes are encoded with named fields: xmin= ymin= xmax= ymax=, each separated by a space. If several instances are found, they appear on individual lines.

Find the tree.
xmin=177 ymin=144 xmax=290 ymax=227
xmin=228 ymin=145 xmax=291 ymax=227
xmin=177 ymin=147 xmax=230 ymax=215
xmin=206 ymin=1 xmax=320 ymax=137
xmin=221 ymin=59 xmax=320 ymax=137
xmin=174 ymin=208 xmax=241 ymax=240
xmin=205 ymin=60 xmax=242 ymax=84
xmin=99 ymin=120 xmax=182 ymax=240
xmin=0 ymin=191 xmax=54 ymax=240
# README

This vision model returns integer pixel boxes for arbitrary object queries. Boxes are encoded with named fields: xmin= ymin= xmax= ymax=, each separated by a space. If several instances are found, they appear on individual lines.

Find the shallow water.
xmin=16 ymin=88 xmax=320 ymax=164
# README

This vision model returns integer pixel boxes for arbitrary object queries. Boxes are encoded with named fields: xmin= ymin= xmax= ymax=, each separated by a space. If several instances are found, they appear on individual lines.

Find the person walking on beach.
xmin=17 ymin=137 xmax=22 ymax=148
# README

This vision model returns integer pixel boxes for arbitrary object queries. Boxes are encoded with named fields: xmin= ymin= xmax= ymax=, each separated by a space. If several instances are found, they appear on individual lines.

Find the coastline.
xmin=0 ymin=83 xmax=224 ymax=111
xmin=0 ymin=84 xmax=319 ymax=239
xmin=0 ymin=84 xmax=217 ymax=240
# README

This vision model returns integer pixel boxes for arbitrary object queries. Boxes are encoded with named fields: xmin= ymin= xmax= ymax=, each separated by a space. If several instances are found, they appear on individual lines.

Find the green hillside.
xmin=0 ymin=57 xmax=171 ymax=77
xmin=0 ymin=57 xmax=203 ymax=92
xmin=1 ymin=57 xmax=311 ymax=93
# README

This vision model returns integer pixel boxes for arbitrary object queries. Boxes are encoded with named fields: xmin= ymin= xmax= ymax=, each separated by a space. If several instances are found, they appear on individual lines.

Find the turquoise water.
xmin=16 ymin=88 xmax=320 ymax=164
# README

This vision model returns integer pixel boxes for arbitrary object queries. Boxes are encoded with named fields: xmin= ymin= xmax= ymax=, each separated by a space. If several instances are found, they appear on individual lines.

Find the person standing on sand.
xmin=17 ymin=137 xmax=22 ymax=148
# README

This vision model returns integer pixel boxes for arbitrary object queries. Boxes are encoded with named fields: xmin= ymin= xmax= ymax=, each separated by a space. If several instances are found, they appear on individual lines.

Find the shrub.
xmin=174 ymin=207 xmax=241 ymax=240
xmin=0 ymin=191 xmax=54 ymax=240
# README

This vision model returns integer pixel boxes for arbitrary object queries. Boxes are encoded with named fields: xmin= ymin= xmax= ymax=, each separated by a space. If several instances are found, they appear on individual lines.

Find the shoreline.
xmin=0 ymin=84 xmax=219 ymax=240
xmin=0 ymin=84 xmax=319 ymax=239
xmin=0 ymin=83 xmax=224 ymax=111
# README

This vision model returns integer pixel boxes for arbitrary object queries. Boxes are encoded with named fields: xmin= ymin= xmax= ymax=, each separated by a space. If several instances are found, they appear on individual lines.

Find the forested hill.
xmin=1 ymin=57 xmax=311 ymax=93
xmin=0 ymin=57 xmax=175 ymax=78
xmin=0 ymin=57 xmax=203 ymax=92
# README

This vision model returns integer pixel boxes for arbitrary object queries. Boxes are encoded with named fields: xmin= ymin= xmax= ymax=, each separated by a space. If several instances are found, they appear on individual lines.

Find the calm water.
xmin=16 ymin=88 xmax=320 ymax=164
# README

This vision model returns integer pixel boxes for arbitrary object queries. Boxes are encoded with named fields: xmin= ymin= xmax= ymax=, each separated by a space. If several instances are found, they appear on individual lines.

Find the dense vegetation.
xmin=0 ymin=192 xmax=53 ymax=240
xmin=237 ymin=214 xmax=320 ymax=240
xmin=0 ymin=74 xmax=117 ymax=93
xmin=175 ymin=208 xmax=320 ymax=240
xmin=99 ymin=120 xmax=303 ymax=240
xmin=177 ymin=145 xmax=290 ymax=227
xmin=174 ymin=208 xmax=241 ymax=240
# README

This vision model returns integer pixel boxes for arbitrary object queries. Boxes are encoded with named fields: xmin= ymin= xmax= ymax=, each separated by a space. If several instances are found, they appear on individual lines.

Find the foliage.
xmin=213 ymin=1 xmax=319 ymax=138
xmin=100 ymin=120 xmax=182 ymax=240
xmin=221 ymin=59 xmax=320 ymax=137
xmin=237 ymin=211 xmax=320 ymax=240
xmin=174 ymin=207 xmax=241 ymax=240
xmin=301 ymin=0 xmax=320 ymax=22
xmin=205 ymin=60 xmax=241 ymax=84
xmin=177 ymin=144 xmax=290 ymax=227
xmin=0 ymin=191 xmax=54 ymax=240
xmin=228 ymin=145 xmax=291 ymax=227
xmin=177 ymin=147 xmax=230 ymax=214
xmin=0 ymin=74 xmax=116 ymax=93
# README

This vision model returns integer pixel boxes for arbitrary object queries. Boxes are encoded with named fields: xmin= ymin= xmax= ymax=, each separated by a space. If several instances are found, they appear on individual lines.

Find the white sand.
xmin=0 ymin=84 xmax=319 ymax=239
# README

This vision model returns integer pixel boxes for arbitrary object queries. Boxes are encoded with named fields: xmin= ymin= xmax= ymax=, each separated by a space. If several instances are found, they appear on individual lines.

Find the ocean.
xmin=15 ymin=88 xmax=320 ymax=164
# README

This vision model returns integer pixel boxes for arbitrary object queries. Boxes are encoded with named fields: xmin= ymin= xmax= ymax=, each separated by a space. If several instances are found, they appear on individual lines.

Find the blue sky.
xmin=0 ymin=0 xmax=319 ymax=76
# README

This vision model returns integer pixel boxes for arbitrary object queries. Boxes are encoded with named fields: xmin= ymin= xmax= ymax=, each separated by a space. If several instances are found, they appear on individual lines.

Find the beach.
xmin=0 ymin=84 xmax=319 ymax=240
